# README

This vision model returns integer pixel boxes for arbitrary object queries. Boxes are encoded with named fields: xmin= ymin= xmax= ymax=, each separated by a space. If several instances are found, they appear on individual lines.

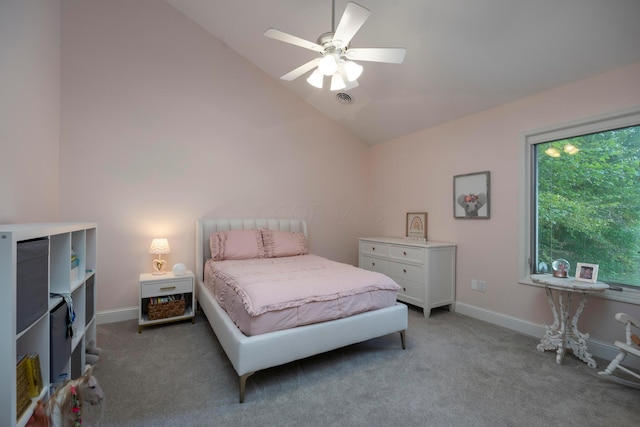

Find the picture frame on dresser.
xmin=406 ymin=212 xmax=427 ymax=240
xmin=454 ymin=171 xmax=490 ymax=219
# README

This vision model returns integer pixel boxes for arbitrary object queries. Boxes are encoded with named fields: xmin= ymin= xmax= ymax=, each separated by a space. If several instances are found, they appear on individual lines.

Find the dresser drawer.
xmin=395 ymin=277 xmax=423 ymax=304
xmin=360 ymin=241 xmax=389 ymax=257
xmin=389 ymin=245 xmax=424 ymax=263
xmin=141 ymin=277 xmax=192 ymax=298
xmin=386 ymin=262 xmax=422 ymax=282
xmin=360 ymin=256 xmax=390 ymax=274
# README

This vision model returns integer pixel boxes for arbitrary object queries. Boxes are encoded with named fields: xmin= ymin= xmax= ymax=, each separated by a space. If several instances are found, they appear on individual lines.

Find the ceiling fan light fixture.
xmin=344 ymin=60 xmax=363 ymax=82
xmin=318 ymin=54 xmax=338 ymax=76
xmin=307 ymin=69 xmax=324 ymax=88
xmin=330 ymin=72 xmax=347 ymax=91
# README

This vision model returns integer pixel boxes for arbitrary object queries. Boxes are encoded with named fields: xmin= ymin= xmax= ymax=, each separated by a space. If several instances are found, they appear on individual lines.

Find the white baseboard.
xmin=97 ymin=307 xmax=138 ymax=325
xmin=454 ymin=302 xmax=639 ymax=370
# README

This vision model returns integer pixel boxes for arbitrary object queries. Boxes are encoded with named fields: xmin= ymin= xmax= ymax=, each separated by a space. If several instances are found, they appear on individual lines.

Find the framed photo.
xmin=406 ymin=212 xmax=428 ymax=239
xmin=575 ymin=262 xmax=599 ymax=283
xmin=454 ymin=171 xmax=490 ymax=219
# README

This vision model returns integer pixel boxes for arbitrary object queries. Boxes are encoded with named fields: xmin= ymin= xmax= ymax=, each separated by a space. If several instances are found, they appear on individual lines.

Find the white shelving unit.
xmin=0 ymin=223 xmax=97 ymax=427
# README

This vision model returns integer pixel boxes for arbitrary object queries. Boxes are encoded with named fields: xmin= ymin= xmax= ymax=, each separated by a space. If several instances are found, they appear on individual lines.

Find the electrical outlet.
xmin=471 ymin=279 xmax=478 ymax=290
xmin=479 ymin=280 xmax=486 ymax=292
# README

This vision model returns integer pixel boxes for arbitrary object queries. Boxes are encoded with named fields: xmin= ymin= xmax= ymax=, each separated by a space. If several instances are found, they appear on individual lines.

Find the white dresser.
xmin=359 ymin=237 xmax=456 ymax=317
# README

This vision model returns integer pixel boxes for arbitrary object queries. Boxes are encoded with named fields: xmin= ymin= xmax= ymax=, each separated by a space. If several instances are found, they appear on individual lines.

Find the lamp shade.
xmin=330 ymin=73 xmax=346 ymax=91
xmin=318 ymin=54 xmax=338 ymax=76
xmin=149 ymin=238 xmax=171 ymax=255
xmin=344 ymin=60 xmax=363 ymax=82
xmin=307 ymin=69 xmax=324 ymax=88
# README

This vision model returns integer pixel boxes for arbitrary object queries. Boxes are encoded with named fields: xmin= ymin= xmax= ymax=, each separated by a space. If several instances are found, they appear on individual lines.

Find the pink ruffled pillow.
xmin=209 ymin=229 xmax=266 ymax=261
xmin=262 ymin=229 xmax=308 ymax=258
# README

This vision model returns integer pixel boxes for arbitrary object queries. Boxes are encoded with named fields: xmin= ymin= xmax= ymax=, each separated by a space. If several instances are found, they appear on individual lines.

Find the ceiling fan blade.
xmin=264 ymin=28 xmax=323 ymax=53
xmin=280 ymin=58 xmax=321 ymax=81
xmin=332 ymin=2 xmax=370 ymax=47
xmin=345 ymin=47 xmax=407 ymax=64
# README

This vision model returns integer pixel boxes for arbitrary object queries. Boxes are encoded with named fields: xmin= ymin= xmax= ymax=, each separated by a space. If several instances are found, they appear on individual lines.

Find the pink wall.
xmin=59 ymin=0 xmax=372 ymax=312
xmin=6 ymin=0 xmax=640 ymax=344
xmin=369 ymin=63 xmax=640 ymax=341
xmin=0 ymin=0 xmax=61 ymax=223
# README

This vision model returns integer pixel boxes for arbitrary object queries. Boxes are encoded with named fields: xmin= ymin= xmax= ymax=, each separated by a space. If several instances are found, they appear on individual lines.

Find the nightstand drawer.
xmin=141 ymin=277 xmax=192 ymax=298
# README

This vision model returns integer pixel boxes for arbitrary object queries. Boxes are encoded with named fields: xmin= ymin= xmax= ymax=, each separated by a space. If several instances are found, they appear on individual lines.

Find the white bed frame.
xmin=195 ymin=218 xmax=408 ymax=402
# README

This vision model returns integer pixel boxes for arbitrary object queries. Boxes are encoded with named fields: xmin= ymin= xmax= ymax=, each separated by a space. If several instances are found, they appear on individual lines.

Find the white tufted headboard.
xmin=195 ymin=218 xmax=308 ymax=283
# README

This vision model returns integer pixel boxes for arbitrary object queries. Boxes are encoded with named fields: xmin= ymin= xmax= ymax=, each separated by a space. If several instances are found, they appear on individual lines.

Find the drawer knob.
xmin=372 ymin=247 xmax=375 ymax=251
xmin=403 ymin=251 xmax=407 ymax=256
xmin=403 ymin=269 xmax=407 ymax=273
xmin=371 ymin=262 xmax=375 ymax=266
xmin=403 ymin=287 xmax=407 ymax=291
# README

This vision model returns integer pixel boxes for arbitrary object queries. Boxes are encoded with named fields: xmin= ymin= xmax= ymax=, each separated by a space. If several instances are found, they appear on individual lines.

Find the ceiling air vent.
xmin=335 ymin=92 xmax=353 ymax=105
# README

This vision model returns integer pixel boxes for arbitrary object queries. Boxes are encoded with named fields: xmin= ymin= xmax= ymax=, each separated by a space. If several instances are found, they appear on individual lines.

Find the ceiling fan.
xmin=264 ymin=1 xmax=407 ymax=91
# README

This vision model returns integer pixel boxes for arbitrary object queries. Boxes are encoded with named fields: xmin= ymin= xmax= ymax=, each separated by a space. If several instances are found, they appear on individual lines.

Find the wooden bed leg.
xmin=239 ymin=372 xmax=254 ymax=403
xmin=400 ymin=330 xmax=406 ymax=350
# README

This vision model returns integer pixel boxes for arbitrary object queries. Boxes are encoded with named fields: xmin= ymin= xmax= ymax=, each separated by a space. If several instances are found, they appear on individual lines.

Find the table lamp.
xmin=149 ymin=238 xmax=171 ymax=275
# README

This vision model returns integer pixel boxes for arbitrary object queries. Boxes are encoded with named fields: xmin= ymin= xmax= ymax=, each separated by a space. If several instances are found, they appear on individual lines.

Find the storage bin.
xmin=50 ymin=301 xmax=71 ymax=382
xmin=86 ymin=275 xmax=95 ymax=325
xmin=17 ymin=238 xmax=49 ymax=333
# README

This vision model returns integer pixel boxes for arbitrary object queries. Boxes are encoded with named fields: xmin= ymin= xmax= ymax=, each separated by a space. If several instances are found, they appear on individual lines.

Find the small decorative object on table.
xmin=172 ymin=263 xmax=187 ymax=276
xmin=551 ymin=259 xmax=570 ymax=278
xmin=575 ymin=262 xmax=598 ymax=283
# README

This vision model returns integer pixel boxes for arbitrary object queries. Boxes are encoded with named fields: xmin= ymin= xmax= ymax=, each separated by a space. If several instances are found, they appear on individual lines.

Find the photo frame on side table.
xmin=575 ymin=262 xmax=599 ymax=283
xmin=454 ymin=171 xmax=490 ymax=219
xmin=406 ymin=212 xmax=427 ymax=240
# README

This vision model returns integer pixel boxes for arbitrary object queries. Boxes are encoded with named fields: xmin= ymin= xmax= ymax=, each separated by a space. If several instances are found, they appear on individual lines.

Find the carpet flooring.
xmin=89 ymin=306 xmax=640 ymax=426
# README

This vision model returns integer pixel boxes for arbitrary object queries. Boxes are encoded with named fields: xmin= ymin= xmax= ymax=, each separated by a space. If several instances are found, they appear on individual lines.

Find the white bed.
xmin=195 ymin=218 xmax=408 ymax=402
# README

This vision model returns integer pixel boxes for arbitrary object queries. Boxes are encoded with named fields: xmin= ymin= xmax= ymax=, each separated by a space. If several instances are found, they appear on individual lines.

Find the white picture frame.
xmin=575 ymin=262 xmax=599 ymax=283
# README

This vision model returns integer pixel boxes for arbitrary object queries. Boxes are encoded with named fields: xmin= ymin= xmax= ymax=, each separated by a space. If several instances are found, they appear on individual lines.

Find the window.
xmin=522 ymin=107 xmax=640 ymax=302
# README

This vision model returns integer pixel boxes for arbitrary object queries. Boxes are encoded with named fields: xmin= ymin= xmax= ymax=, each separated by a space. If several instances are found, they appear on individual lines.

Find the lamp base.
xmin=152 ymin=258 xmax=167 ymax=275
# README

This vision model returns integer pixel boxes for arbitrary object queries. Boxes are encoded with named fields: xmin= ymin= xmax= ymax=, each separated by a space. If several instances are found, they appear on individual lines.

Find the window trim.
xmin=519 ymin=105 xmax=640 ymax=305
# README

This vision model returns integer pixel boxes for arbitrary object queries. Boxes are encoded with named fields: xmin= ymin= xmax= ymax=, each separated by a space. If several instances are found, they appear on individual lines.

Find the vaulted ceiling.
xmin=164 ymin=0 xmax=640 ymax=145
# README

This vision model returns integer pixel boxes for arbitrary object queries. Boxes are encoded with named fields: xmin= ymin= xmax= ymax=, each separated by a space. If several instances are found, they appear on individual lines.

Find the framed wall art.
xmin=454 ymin=171 xmax=490 ymax=219
xmin=406 ymin=212 xmax=428 ymax=240
xmin=575 ymin=262 xmax=599 ymax=283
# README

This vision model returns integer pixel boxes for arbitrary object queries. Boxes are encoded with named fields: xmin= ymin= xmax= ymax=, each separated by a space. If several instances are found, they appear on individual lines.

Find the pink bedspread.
xmin=204 ymin=254 xmax=400 ymax=335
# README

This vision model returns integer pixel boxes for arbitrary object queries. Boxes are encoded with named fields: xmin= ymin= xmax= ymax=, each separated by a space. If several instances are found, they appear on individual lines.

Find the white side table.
xmin=138 ymin=270 xmax=196 ymax=333
xmin=529 ymin=274 xmax=608 ymax=367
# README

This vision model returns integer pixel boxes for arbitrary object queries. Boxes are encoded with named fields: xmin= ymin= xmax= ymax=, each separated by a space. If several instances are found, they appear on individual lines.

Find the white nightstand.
xmin=138 ymin=270 xmax=196 ymax=333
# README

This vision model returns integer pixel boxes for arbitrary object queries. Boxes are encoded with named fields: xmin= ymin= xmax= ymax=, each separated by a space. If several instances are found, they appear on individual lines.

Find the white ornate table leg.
xmin=537 ymin=288 xmax=562 ymax=352
xmin=555 ymin=291 xmax=572 ymax=365
xmin=567 ymin=292 xmax=598 ymax=368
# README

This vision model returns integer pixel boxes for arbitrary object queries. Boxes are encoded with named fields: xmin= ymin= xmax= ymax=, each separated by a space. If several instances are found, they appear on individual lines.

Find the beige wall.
xmin=59 ymin=0 xmax=372 ymax=312
xmin=0 ymin=0 xmax=61 ymax=222
xmin=369 ymin=62 xmax=640 ymax=343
